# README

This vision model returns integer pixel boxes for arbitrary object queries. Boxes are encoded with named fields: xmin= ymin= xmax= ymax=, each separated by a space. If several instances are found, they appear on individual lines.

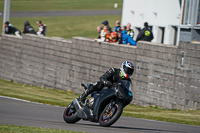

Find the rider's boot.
xmin=79 ymin=90 xmax=88 ymax=105
xmin=79 ymin=85 xmax=96 ymax=105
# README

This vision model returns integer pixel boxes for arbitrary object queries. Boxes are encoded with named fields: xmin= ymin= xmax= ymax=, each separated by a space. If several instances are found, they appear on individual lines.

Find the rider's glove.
xmin=104 ymin=81 xmax=112 ymax=87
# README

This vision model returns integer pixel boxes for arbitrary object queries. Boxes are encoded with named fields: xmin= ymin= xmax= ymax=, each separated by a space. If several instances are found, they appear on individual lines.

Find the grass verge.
xmin=0 ymin=0 xmax=122 ymax=11
xmin=0 ymin=15 xmax=121 ymax=39
xmin=0 ymin=124 xmax=87 ymax=133
xmin=0 ymin=79 xmax=200 ymax=126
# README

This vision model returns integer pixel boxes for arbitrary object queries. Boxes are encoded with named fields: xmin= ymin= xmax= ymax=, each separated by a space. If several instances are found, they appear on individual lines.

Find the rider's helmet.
xmin=120 ymin=61 xmax=134 ymax=79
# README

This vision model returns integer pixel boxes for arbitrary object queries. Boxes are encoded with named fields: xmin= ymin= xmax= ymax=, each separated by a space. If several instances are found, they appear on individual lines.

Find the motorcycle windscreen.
xmin=118 ymin=80 xmax=133 ymax=104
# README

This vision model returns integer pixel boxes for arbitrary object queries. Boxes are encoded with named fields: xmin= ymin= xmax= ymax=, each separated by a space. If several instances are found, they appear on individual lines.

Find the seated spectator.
xmin=126 ymin=23 xmax=134 ymax=39
xmin=4 ymin=21 xmax=21 ymax=37
xmin=121 ymin=30 xmax=136 ymax=46
xmin=36 ymin=20 xmax=47 ymax=36
xmin=94 ymin=20 xmax=111 ymax=42
xmin=113 ymin=20 xmax=121 ymax=34
xmin=22 ymin=21 xmax=36 ymax=34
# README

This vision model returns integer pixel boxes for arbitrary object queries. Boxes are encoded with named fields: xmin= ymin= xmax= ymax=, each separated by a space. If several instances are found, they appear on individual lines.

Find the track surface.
xmin=0 ymin=10 xmax=122 ymax=18
xmin=0 ymin=96 xmax=200 ymax=133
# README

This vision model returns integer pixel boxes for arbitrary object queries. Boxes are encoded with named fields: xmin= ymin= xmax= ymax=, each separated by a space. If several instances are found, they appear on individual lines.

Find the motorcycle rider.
xmin=79 ymin=61 xmax=134 ymax=103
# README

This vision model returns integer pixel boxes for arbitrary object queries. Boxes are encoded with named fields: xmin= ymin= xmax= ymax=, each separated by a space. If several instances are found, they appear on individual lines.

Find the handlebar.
xmin=81 ymin=83 xmax=87 ymax=90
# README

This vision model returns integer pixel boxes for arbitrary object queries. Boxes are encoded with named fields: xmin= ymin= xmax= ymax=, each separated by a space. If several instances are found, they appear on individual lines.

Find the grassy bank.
xmin=0 ymin=0 xmax=122 ymax=11
xmin=0 ymin=124 xmax=87 ymax=133
xmin=0 ymin=15 xmax=121 ymax=39
xmin=0 ymin=79 xmax=200 ymax=126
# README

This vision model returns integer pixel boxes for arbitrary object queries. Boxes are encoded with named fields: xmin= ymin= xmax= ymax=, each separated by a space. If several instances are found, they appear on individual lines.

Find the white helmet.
xmin=120 ymin=61 xmax=134 ymax=79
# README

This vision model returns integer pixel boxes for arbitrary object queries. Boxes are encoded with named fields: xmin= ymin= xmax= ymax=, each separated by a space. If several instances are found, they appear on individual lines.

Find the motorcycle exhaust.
xmin=73 ymin=98 xmax=89 ymax=120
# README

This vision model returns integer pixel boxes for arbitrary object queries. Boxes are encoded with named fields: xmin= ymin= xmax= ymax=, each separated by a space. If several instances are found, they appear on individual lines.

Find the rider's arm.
xmin=100 ymin=68 xmax=115 ymax=84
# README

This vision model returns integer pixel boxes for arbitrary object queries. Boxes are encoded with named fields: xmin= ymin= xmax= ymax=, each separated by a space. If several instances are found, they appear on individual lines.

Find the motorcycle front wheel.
xmin=99 ymin=102 xmax=123 ymax=127
xmin=63 ymin=102 xmax=80 ymax=123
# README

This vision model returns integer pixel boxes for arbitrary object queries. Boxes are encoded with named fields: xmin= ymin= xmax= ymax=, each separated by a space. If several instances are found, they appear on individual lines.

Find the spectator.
xmin=117 ymin=29 xmax=122 ymax=44
xmin=96 ymin=26 xmax=102 ymax=39
xmin=36 ymin=20 xmax=46 ymax=36
xmin=4 ymin=21 xmax=12 ymax=34
xmin=136 ymin=22 xmax=154 ymax=42
xmin=121 ymin=30 xmax=136 ymax=46
xmin=94 ymin=20 xmax=111 ymax=42
xmin=121 ymin=25 xmax=126 ymax=31
xmin=4 ymin=21 xmax=21 ymax=37
xmin=117 ymin=26 xmax=126 ymax=44
xmin=126 ymin=23 xmax=134 ymax=38
xmin=22 ymin=21 xmax=36 ymax=34
xmin=113 ymin=20 xmax=121 ymax=34
xmin=108 ymin=30 xmax=118 ymax=43
xmin=9 ymin=24 xmax=21 ymax=37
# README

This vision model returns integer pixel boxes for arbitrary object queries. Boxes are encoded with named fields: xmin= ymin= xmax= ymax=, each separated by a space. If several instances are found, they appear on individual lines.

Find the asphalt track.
xmin=1 ymin=96 xmax=200 ymax=133
xmin=0 ymin=10 xmax=122 ymax=18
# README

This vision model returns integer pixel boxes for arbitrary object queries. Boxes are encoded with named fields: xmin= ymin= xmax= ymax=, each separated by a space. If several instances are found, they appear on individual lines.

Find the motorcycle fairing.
xmin=92 ymin=87 xmax=116 ymax=121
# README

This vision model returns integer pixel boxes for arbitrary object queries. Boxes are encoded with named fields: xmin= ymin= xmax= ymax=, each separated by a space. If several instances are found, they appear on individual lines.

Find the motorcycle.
xmin=63 ymin=80 xmax=133 ymax=127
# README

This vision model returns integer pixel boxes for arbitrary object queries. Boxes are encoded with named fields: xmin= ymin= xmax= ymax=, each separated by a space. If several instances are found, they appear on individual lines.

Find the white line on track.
xmin=0 ymin=95 xmax=65 ymax=108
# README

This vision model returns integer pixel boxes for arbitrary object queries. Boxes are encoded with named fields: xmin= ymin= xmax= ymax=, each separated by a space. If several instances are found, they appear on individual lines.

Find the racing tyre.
xmin=99 ymin=102 xmax=123 ymax=127
xmin=63 ymin=102 xmax=80 ymax=123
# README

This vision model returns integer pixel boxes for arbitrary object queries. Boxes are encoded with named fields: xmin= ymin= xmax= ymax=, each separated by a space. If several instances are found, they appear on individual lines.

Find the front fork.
xmin=105 ymin=100 xmax=116 ymax=113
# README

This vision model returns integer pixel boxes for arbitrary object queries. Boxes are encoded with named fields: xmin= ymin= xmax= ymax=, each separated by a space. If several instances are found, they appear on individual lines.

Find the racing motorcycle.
xmin=63 ymin=80 xmax=133 ymax=127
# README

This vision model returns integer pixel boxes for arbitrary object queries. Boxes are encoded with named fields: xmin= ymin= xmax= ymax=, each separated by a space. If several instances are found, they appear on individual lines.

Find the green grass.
xmin=0 ymin=124 xmax=87 ymax=133
xmin=0 ymin=79 xmax=78 ymax=107
xmin=124 ymin=104 xmax=200 ymax=126
xmin=0 ymin=79 xmax=200 ymax=126
xmin=0 ymin=0 xmax=122 ymax=11
xmin=0 ymin=15 xmax=121 ymax=39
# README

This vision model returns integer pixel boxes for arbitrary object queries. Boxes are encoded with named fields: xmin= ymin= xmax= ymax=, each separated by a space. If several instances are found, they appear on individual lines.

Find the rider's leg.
xmin=79 ymin=81 xmax=104 ymax=101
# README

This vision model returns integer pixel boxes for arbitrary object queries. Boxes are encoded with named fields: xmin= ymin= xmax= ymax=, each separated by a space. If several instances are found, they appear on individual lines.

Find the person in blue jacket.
xmin=121 ymin=30 xmax=136 ymax=46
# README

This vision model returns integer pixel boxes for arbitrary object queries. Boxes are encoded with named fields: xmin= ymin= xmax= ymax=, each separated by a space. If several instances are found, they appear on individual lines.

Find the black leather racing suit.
xmin=80 ymin=68 xmax=131 ymax=99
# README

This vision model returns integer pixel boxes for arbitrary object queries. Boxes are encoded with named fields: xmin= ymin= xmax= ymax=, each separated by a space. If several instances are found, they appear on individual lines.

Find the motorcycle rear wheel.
xmin=99 ymin=102 xmax=123 ymax=127
xmin=63 ymin=102 xmax=80 ymax=123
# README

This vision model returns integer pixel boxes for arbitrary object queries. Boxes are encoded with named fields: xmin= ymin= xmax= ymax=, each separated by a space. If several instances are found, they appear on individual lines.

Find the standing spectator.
xmin=94 ymin=20 xmax=111 ymax=42
xmin=136 ymin=22 xmax=154 ymax=42
xmin=113 ymin=20 xmax=121 ymax=34
xmin=22 ymin=21 xmax=36 ymax=34
xmin=36 ymin=20 xmax=46 ymax=36
xmin=126 ymin=23 xmax=134 ymax=38
xmin=4 ymin=21 xmax=12 ymax=34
